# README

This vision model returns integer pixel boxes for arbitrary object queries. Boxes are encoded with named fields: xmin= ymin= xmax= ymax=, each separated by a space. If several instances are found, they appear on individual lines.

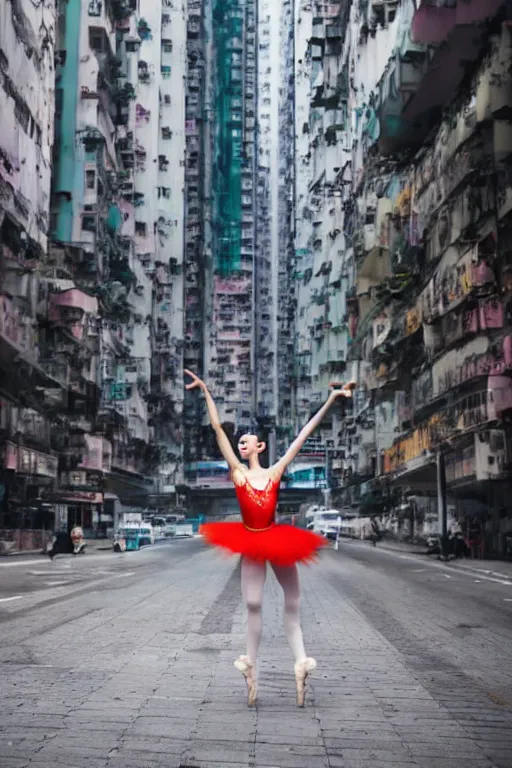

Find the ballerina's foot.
xmin=234 ymin=655 xmax=258 ymax=707
xmin=294 ymin=657 xmax=316 ymax=707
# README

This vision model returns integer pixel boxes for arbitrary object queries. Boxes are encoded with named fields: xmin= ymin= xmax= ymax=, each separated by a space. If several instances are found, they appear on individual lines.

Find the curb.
xmin=0 ymin=544 xmax=113 ymax=558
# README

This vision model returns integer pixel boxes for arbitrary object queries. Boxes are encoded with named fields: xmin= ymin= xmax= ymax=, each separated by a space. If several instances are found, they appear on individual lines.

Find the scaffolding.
xmin=212 ymin=0 xmax=245 ymax=275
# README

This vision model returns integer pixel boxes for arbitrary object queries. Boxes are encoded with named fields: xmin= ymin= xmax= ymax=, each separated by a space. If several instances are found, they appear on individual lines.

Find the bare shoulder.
xmin=267 ymin=464 xmax=283 ymax=482
xmin=231 ymin=466 xmax=247 ymax=487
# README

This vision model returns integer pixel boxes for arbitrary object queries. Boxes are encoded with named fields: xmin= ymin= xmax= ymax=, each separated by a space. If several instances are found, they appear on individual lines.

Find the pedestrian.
xmin=184 ymin=369 xmax=355 ymax=707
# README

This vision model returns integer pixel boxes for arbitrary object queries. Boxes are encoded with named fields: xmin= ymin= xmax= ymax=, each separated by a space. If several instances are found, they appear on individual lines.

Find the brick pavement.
xmin=0 ymin=545 xmax=511 ymax=768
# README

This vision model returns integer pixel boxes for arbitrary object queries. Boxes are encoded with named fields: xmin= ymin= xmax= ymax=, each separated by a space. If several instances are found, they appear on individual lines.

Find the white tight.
xmin=240 ymin=557 xmax=307 ymax=668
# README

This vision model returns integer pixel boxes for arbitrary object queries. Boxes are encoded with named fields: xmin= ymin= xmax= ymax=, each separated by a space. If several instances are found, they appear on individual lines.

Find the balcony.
xmin=4 ymin=441 xmax=58 ymax=479
xmin=0 ymin=404 xmax=51 ymax=451
xmin=39 ymin=360 xmax=70 ymax=389
xmin=412 ymin=0 xmax=506 ymax=46
xmin=376 ymin=0 xmax=507 ymax=155
xmin=48 ymin=289 xmax=98 ymax=341
xmin=0 ymin=294 xmax=38 ymax=362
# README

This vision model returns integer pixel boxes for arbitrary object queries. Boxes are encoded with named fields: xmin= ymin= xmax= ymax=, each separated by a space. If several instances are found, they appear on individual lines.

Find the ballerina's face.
xmin=238 ymin=433 xmax=266 ymax=459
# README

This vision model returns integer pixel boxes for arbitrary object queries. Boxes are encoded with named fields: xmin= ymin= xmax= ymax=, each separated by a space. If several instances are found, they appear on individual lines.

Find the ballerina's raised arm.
xmin=184 ymin=369 xmax=244 ymax=473
xmin=270 ymin=380 xmax=356 ymax=479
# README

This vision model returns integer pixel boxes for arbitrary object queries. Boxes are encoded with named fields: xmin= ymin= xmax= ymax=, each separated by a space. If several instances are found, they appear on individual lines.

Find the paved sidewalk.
xmin=1 ymin=546 xmax=511 ymax=768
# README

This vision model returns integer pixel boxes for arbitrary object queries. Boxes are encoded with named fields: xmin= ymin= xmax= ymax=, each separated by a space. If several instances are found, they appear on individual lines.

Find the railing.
xmin=39 ymin=360 xmax=70 ymax=387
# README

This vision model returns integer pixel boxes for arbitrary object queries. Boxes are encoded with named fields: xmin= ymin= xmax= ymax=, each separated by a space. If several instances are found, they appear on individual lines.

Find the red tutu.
xmin=200 ymin=522 xmax=327 ymax=566
xmin=199 ymin=475 xmax=328 ymax=566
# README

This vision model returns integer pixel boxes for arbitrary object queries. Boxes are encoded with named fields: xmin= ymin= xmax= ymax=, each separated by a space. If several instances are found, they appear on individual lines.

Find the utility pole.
xmin=437 ymin=450 xmax=448 ymax=558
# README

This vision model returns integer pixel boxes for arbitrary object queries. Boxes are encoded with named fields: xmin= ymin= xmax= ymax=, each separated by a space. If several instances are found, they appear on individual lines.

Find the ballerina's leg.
xmin=271 ymin=563 xmax=307 ymax=662
xmin=241 ymin=556 xmax=267 ymax=666
xmin=271 ymin=562 xmax=316 ymax=706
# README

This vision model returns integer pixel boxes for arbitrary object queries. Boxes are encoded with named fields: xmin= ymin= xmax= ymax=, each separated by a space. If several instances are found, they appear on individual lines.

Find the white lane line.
xmin=30 ymin=571 xmax=58 ymax=576
xmin=0 ymin=559 xmax=48 ymax=568
xmin=357 ymin=546 xmax=512 ymax=586
xmin=0 ymin=596 xmax=23 ymax=603
xmin=504 ymin=598 xmax=512 ymax=602
xmin=43 ymin=581 xmax=70 ymax=587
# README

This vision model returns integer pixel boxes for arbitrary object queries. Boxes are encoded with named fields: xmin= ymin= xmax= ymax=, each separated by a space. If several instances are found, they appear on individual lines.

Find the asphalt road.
xmin=0 ymin=537 xmax=511 ymax=768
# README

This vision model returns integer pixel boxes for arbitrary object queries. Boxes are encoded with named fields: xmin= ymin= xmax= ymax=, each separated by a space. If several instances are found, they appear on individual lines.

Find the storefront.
xmin=0 ymin=441 xmax=59 ymax=552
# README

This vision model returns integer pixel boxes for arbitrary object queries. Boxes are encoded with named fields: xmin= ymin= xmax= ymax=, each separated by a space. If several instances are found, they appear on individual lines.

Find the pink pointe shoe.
xmin=294 ymin=657 xmax=316 ymax=707
xmin=234 ymin=655 xmax=257 ymax=707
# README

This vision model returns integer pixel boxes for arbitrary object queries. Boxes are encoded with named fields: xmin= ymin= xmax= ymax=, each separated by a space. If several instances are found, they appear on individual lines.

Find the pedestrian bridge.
xmin=182 ymin=481 xmax=325 ymax=517
xmin=181 ymin=460 xmax=327 ymax=516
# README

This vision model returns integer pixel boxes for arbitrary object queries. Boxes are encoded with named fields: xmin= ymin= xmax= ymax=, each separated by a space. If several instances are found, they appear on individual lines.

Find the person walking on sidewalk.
xmin=185 ymin=369 xmax=355 ymax=707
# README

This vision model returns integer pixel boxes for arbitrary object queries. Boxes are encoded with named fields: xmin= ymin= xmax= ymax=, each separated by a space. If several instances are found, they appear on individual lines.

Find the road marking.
xmin=0 ymin=559 xmax=49 ymax=568
xmin=347 ymin=544 xmax=512 ymax=586
xmin=30 ymin=571 xmax=58 ymax=576
xmin=0 ymin=596 xmax=23 ymax=603
xmin=504 ymin=598 xmax=512 ymax=602
xmin=443 ymin=574 xmax=451 ymax=579
xmin=43 ymin=581 xmax=70 ymax=587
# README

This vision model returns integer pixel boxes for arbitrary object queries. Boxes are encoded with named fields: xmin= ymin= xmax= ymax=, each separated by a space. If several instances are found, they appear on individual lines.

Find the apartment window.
xmin=81 ymin=215 xmax=96 ymax=233
xmin=89 ymin=28 xmax=106 ymax=52
xmin=161 ymin=127 xmax=172 ymax=139
xmin=135 ymin=221 xmax=147 ymax=236
xmin=55 ymin=88 xmax=63 ymax=118
xmin=162 ymin=39 xmax=173 ymax=53
xmin=85 ymin=169 xmax=96 ymax=189
xmin=371 ymin=0 xmax=398 ymax=27
xmin=164 ymin=94 xmax=171 ymax=105
xmin=158 ymin=187 xmax=171 ymax=199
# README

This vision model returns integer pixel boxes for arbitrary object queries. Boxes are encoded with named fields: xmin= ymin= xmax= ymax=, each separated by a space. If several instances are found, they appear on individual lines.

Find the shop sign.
xmin=421 ymin=246 xmax=476 ymax=321
xmin=372 ymin=312 xmax=391 ymax=348
xmin=405 ymin=307 xmax=421 ymax=335
xmin=46 ymin=490 xmax=103 ymax=504
xmin=214 ymin=277 xmax=250 ymax=294
xmin=383 ymin=411 xmax=452 ymax=473
xmin=383 ymin=425 xmax=431 ymax=473
xmin=3 ymin=442 xmax=58 ymax=478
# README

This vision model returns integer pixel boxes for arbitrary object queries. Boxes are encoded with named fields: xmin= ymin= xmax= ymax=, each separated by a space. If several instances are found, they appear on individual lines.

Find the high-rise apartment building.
xmin=0 ymin=0 xmax=58 ymax=547
xmin=49 ymin=0 xmax=187 ymax=521
xmin=293 ymin=0 xmax=512 ymax=556
xmin=0 ymin=0 xmax=188 ymax=549
xmin=183 ymin=0 xmax=298 ymax=478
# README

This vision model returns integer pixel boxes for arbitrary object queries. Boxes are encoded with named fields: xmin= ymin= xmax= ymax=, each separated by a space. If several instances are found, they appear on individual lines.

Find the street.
xmin=1 ymin=539 xmax=512 ymax=768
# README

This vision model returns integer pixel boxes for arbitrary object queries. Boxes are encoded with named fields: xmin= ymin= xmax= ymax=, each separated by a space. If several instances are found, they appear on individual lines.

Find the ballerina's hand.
xmin=329 ymin=380 xmax=356 ymax=399
xmin=184 ymin=369 xmax=206 ymax=391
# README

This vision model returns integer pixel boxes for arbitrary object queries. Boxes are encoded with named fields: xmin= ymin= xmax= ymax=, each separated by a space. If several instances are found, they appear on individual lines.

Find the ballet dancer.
xmin=184 ymin=369 xmax=355 ymax=706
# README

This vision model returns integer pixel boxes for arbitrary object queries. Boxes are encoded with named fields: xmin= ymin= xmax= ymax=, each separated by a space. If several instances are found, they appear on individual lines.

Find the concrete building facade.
xmin=293 ymin=0 xmax=512 ymax=557
xmin=1 ymin=0 xmax=188 ymax=550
